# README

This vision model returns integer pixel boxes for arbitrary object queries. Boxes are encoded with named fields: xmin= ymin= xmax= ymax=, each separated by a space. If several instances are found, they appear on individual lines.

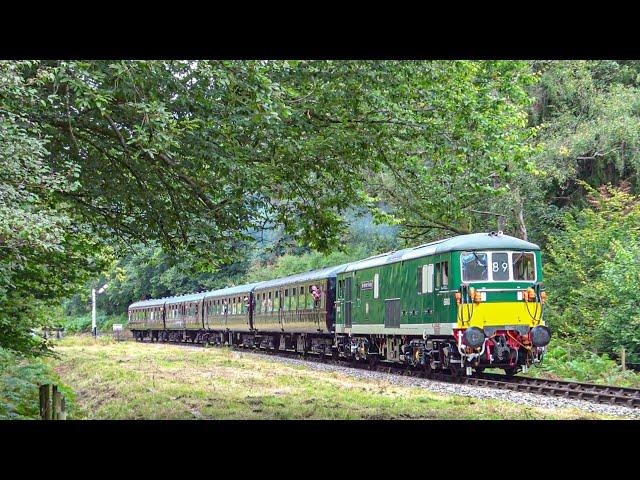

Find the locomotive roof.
xmin=202 ymin=282 xmax=264 ymax=299
xmin=255 ymin=263 xmax=350 ymax=290
xmin=344 ymin=233 xmax=540 ymax=272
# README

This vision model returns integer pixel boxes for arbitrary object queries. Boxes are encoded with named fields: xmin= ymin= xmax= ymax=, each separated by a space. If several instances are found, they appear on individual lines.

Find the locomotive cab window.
xmin=461 ymin=252 xmax=488 ymax=281
xmin=491 ymin=252 xmax=510 ymax=281
xmin=513 ymin=252 xmax=536 ymax=281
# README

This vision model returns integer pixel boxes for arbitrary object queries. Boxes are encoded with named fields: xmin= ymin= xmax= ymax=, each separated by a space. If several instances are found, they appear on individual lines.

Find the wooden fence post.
xmin=52 ymin=385 xmax=60 ymax=420
xmin=59 ymin=396 xmax=67 ymax=420
xmin=39 ymin=384 xmax=48 ymax=420
xmin=40 ymin=384 xmax=52 ymax=420
xmin=622 ymin=348 xmax=626 ymax=371
xmin=39 ymin=384 xmax=67 ymax=420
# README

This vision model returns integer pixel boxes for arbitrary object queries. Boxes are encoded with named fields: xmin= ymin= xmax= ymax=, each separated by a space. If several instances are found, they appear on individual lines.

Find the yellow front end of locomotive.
xmin=457 ymin=300 xmax=544 ymax=329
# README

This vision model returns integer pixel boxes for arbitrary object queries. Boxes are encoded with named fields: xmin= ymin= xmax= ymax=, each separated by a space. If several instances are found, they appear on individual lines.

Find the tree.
xmin=544 ymin=183 xmax=640 ymax=360
xmin=351 ymin=61 xmax=538 ymax=242
xmin=0 ymin=61 xmax=106 ymax=355
xmin=524 ymin=60 xmax=640 ymax=244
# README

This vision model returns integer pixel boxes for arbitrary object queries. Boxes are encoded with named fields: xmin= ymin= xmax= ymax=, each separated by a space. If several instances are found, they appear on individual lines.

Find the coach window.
xmin=417 ymin=266 xmax=423 ymax=294
xmin=435 ymin=263 xmax=441 ymax=289
xmin=306 ymin=285 xmax=315 ymax=309
xmin=513 ymin=252 xmax=536 ymax=281
xmin=291 ymin=288 xmax=296 ymax=310
xmin=299 ymin=286 xmax=306 ymax=311
xmin=461 ymin=252 xmax=488 ymax=282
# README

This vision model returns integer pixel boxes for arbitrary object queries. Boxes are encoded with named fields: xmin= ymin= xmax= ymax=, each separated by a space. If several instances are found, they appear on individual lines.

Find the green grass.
xmin=44 ymin=336 xmax=613 ymax=420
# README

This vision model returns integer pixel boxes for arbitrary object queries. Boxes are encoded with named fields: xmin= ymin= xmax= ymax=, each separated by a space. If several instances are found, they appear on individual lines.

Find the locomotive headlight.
xmin=531 ymin=325 xmax=551 ymax=347
xmin=463 ymin=327 xmax=485 ymax=348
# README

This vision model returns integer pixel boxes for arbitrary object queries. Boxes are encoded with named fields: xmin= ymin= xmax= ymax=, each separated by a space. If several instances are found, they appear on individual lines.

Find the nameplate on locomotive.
xmin=361 ymin=280 xmax=374 ymax=290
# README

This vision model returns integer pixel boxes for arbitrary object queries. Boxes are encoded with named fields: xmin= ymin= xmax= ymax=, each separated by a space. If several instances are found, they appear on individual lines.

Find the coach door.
xmin=278 ymin=288 xmax=285 ymax=331
xmin=344 ymin=276 xmax=353 ymax=328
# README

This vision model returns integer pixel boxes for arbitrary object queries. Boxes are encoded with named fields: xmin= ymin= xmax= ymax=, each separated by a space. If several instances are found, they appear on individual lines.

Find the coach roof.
xmin=255 ymin=263 xmax=350 ymax=290
xmin=203 ymin=282 xmax=264 ymax=299
xmin=128 ymin=297 xmax=167 ymax=309
xmin=163 ymin=292 xmax=206 ymax=306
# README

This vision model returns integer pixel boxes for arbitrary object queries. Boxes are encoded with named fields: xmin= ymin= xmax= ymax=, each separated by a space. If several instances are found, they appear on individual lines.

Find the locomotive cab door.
xmin=434 ymin=254 xmax=452 ymax=324
xmin=344 ymin=276 xmax=353 ymax=328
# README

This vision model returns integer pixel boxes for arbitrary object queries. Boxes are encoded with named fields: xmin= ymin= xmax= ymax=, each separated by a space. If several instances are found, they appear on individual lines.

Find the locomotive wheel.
xmin=368 ymin=354 xmax=378 ymax=370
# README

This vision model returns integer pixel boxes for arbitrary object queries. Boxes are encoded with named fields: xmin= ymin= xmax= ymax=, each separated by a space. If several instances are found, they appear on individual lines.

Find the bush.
xmin=60 ymin=313 xmax=128 ymax=334
xmin=531 ymin=339 xmax=640 ymax=388
xmin=0 ymin=347 xmax=73 ymax=419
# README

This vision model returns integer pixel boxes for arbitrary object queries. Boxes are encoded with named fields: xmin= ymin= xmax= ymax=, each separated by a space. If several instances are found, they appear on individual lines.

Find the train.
xmin=128 ymin=232 xmax=551 ymax=376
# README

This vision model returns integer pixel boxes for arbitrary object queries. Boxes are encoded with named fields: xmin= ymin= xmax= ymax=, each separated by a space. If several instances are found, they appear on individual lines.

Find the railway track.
xmin=142 ymin=338 xmax=640 ymax=409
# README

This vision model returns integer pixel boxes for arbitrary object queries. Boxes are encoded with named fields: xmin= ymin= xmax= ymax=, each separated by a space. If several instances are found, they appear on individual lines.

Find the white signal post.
xmin=92 ymin=284 xmax=109 ymax=337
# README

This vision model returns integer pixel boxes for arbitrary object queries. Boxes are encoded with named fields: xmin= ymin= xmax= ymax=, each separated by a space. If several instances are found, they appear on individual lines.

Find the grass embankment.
xmin=57 ymin=314 xmax=640 ymax=389
xmin=46 ymin=336 xmax=611 ymax=420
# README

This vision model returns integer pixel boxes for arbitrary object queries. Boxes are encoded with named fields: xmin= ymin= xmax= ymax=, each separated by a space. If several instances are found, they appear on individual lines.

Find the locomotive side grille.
xmin=384 ymin=298 xmax=401 ymax=328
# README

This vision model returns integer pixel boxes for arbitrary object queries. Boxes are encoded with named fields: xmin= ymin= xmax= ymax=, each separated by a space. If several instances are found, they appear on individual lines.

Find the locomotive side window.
xmin=434 ymin=262 xmax=449 ymax=289
xmin=491 ymin=252 xmax=510 ymax=281
xmin=441 ymin=261 xmax=449 ymax=288
xmin=513 ymin=252 xmax=536 ymax=281
xmin=461 ymin=252 xmax=488 ymax=281
xmin=373 ymin=273 xmax=380 ymax=299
